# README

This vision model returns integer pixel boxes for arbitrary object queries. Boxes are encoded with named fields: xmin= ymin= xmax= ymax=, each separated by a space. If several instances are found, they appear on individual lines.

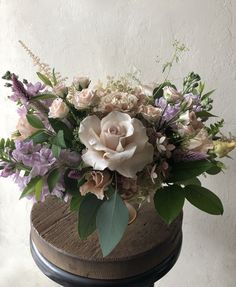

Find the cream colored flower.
xmin=186 ymin=129 xmax=213 ymax=153
xmin=53 ymin=83 xmax=68 ymax=97
xmin=80 ymin=170 xmax=112 ymax=200
xmin=140 ymin=105 xmax=162 ymax=122
xmin=16 ymin=116 xmax=38 ymax=140
xmin=213 ymin=140 xmax=236 ymax=158
xmin=48 ymin=98 xmax=69 ymax=119
xmin=163 ymin=86 xmax=182 ymax=103
xmin=69 ymin=89 xmax=95 ymax=109
xmin=79 ymin=111 xmax=154 ymax=178
xmin=97 ymin=92 xmax=139 ymax=114
xmin=73 ymin=76 xmax=90 ymax=90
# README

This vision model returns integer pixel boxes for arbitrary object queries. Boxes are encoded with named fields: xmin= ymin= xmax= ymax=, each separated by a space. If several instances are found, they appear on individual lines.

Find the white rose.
xmin=48 ymin=98 xmax=69 ymax=119
xmin=73 ymin=76 xmax=90 ymax=90
xmin=163 ymin=86 xmax=182 ymax=103
xmin=79 ymin=111 xmax=154 ymax=178
xmin=16 ymin=116 xmax=38 ymax=140
xmin=69 ymin=89 xmax=95 ymax=109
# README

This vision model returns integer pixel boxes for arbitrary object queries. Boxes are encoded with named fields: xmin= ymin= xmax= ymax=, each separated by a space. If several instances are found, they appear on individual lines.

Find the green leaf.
xmin=195 ymin=111 xmax=217 ymax=118
xmin=27 ymin=130 xmax=49 ymax=144
xmin=184 ymin=185 xmax=224 ymax=215
xmin=154 ymin=185 xmax=185 ymax=225
xmin=32 ymin=93 xmax=57 ymax=101
xmin=36 ymin=72 xmax=53 ymax=87
xmin=49 ymin=118 xmax=73 ymax=142
xmin=51 ymin=144 xmax=61 ymax=158
xmin=20 ymin=176 xmax=42 ymax=199
xmin=78 ymin=194 xmax=103 ymax=240
xmin=47 ymin=168 xmax=61 ymax=192
xmin=96 ymin=190 xmax=129 ymax=257
xmin=64 ymin=172 xmax=81 ymax=195
xmin=26 ymin=114 xmax=44 ymax=129
xmin=206 ymin=165 xmax=222 ymax=175
xmin=35 ymin=178 xmax=44 ymax=201
xmin=51 ymin=130 xmax=66 ymax=148
xmin=176 ymin=177 xmax=201 ymax=186
xmin=70 ymin=194 xmax=83 ymax=211
xmin=168 ymin=160 xmax=214 ymax=182
xmin=201 ymin=89 xmax=215 ymax=100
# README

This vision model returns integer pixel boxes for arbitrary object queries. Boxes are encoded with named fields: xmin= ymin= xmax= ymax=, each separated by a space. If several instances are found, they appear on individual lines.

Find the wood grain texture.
xmin=31 ymin=196 xmax=182 ymax=280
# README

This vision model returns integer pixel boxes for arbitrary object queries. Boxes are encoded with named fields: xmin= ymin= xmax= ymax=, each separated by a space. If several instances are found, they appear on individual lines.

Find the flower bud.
xmin=163 ymin=86 xmax=182 ymax=103
xmin=73 ymin=76 xmax=90 ymax=91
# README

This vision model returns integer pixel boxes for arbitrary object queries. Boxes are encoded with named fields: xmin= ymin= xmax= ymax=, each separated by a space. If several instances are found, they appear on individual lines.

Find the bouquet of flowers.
xmin=1 ymin=42 xmax=235 ymax=256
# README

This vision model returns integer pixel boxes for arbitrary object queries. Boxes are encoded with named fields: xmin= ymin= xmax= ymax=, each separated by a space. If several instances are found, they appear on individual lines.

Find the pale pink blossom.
xmin=48 ymin=98 xmax=69 ymax=119
xmin=16 ymin=116 xmax=38 ymax=140
xmin=73 ymin=76 xmax=90 ymax=90
xmin=79 ymin=111 xmax=154 ymax=178
xmin=69 ymin=89 xmax=95 ymax=109
xmin=80 ymin=170 xmax=112 ymax=200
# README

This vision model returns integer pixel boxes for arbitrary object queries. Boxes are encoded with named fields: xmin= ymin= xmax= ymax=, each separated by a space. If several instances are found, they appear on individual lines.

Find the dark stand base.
xmin=30 ymin=233 xmax=182 ymax=287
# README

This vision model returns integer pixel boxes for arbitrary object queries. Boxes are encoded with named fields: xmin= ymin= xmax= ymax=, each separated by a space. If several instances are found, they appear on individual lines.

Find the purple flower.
xmin=10 ymin=74 xmax=30 ymax=104
xmin=184 ymin=93 xmax=202 ymax=112
xmin=12 ymin=141 xmax=56 ymax=177
xmin=26 ymin=82 xmax=45 ymax=96
xmin=59 ymin=150 xmax=81 ymax=167
xmin=155 ymin=97 xmax=181 ymax=122
xmin=0 ymin=164 xmax=15 ymax=178
xmin=173 ymin=149 xmax=208 ymax=162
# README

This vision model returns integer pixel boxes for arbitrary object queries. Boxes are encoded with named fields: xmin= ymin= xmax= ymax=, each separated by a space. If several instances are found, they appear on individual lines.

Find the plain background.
xmin=0 ymin=1 xmax=236 ymax=286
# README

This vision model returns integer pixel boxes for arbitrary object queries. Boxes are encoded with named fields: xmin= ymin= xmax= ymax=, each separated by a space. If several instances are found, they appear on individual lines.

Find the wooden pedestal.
xmin=30 ymin=196 xmax=183 ymax=286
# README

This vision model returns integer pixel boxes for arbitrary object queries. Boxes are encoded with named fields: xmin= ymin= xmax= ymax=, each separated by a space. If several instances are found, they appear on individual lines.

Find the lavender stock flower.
xmin=26 ymin=82 xmax=45 ymax=96
xmin=155 ymin=97 xmax=181 ymax=122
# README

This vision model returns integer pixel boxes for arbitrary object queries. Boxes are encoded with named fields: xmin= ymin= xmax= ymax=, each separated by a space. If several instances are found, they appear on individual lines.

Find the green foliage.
xmin=70 ymin=194 xmax=83 ymax=211
xmin=32 ymin=93 xmax=57 ymax=101
xmin=96 ymin=189 xmax=129 ymax=256
xmin=154 ymin=185 xmax=185 ymax=224
xmin=183 ymin=72 xmax=201 ymax=94
xmin=35 ymin=178 xmax=44 ymax=202
xmin=26 ymin=114 xmax=45 ymax=129
xmin=20 ymin=176 xmax=43 ymax=199
xmin=51 ymin=130 xmax=66 ymax=148
xmin=176 ymin=177 xmax=201 ymax=186
xmin=195 ymin=111 xmax=216 ymax=119
xmin=168 ymin=160 xmax=214 ymax=182
xmin=49 ymin=118 xmax=73 ymax=143
xmin=27 ymin=130 xmax=49 ymax=144
xmin=52 ymin=68 xmax=58 ymax=86
xmin=78 ymin=194 xmax=104 ymax=239
xmin=36 ymin=72 xmax=53 ymax=87
xmin=207 ymin=119 xmax=224 ymax=137
xmin=184 ymin=185 xmax=224 ymax=215
xmin=0 ymin=138 xmax=15 ymax=162
xmin=47 ymin=168 xmax=61 ymax=192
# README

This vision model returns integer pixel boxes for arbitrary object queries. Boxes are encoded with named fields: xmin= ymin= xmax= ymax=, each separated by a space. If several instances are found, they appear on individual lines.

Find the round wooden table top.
xmin=31 ymin=196 xmax=182 ymax=280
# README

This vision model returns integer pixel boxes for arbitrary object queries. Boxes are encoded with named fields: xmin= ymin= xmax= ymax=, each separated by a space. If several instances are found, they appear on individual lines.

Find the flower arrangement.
xmin=1 ymin=42 xmax=235 ymax=257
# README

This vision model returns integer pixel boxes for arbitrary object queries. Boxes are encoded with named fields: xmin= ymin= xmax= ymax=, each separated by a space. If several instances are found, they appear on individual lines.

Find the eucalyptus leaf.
xmin=168 ymin=160 xmax=214 ymax=182
xmin=184 ymin=185 xmax=224 ymax=215
xmin=78 ymin=194 xmax=103 ymax=240
xmin=47 ymin=168 xmax=61 ymax=193
xmin=49 ymin=119 xmax=73 ymax=142
xmin=70 ymin=194 xmax=83 ymax=211
xmin=37 ymin=72 xmax=53 ymax=87
xmin=154 ymin=185 xmax=185 ymax=225
xmin=96 ymin=190 xmax=129 ymax=257
xmin=26 ymin=114 xmax=44 ymax=129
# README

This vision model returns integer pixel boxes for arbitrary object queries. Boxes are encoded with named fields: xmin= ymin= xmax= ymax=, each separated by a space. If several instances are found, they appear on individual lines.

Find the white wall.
xmin=0 ymin=1 xmax=236 ymax=286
